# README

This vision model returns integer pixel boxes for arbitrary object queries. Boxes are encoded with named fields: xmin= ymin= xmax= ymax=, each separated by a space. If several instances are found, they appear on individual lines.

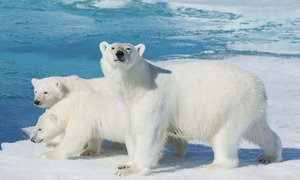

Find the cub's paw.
xmin=199 ymin=163 xmax=219 ymax=171
xmin=115 ymin=167 xmax=136 ymax=176
xmin=115 ymin=165 xmax=149 ymax=176
xmin=80 ymin=149 xmax=99 ymax=156
xmin=40 ymin=152 xmax=55 ymax=159
xmin=117 ymin=164 xmax=131 ymax=170
xmin=40 ymin=152 xmax=62 ymax=160
xmin=46 ymin=142 xmax=59 ymax=148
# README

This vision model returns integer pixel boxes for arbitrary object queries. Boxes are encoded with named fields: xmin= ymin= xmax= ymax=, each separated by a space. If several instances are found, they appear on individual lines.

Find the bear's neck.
xmin=59 ymin=75 xmax=82 ymax=95
xmin=107 ymin=59 xmax=154 ymax=101
xmin=51 ymin=103 xmax=70 ymax=131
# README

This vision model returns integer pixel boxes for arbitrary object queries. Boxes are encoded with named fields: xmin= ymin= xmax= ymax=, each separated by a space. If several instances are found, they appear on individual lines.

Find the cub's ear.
xmin=49 ymin=114 xmax=57 ymax=122
xmin=31 ymin=78 xmax=39 ymax=86
xmin=55 ymin=81 xmax=62 ymax=89
xmin=99 ymin=41 xmax=109 ymax=55
xmin=135 ymin=44 xmax=145 ymax=56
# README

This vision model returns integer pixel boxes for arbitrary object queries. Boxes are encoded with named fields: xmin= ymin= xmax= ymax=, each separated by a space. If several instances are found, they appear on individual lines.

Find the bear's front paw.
xmin=199 ymin=160 xmax=238 ymax=171
xmin=117 ymin=164 xmax=131 ymax=170
xmin=40 ymin=152 xmax=61 ymax=160
xmin=199 ymin=163 xmax=219 ymax=171
xmin=115 ymin=167 xmax=136 ymax=176
xmin=115 ymin=165 xmax=149 ymax=176
xmin=46 ymin=142 xmax=59 ymax=148
xmin=80 ymin=149 xmax=99 ymax=156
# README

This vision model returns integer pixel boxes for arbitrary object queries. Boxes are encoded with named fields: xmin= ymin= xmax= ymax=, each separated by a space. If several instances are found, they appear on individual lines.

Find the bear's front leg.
xmin=117 ymin=132 xmax=136 ymax=170
xmin=41 ymin=120 xmax=92 ymax=160
xmin=80 ymin=138 xmax=102 ymax=156
xmin=115 ymin=101 xmax=136 ymax=170
xmin=115 ymin=128 xmax=165 ymax=176
xmin=115 ymin=102 xmax=167 ymax=176
xmin=46 ymin=134 xmax=64 ymax=148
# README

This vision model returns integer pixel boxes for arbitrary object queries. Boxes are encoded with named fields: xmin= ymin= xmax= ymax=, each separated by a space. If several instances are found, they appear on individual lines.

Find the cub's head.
xmin=99 ymin=41 xmax=145 ymax=71
xmin=31 ymin=78 xmax=65 ymax=108
xmin=31 ymin=110 xmax=61 ymax=143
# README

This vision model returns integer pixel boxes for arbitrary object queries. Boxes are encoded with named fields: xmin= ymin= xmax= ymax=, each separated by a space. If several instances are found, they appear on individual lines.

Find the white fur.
xmin=31 ymin=90 xmax=187 ymax=159
xmin=31 ymin=76 xmax=111 ymax=147
xmin=100 ymin=42 xmax=282 ymax=176
xmin=31 ymin=75 xmax=106 ymax=108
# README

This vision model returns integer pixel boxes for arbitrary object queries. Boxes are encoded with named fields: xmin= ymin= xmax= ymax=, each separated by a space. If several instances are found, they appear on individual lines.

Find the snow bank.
xmin=1 ymin=56 xmax=300 ymax=179
xmin=227 ymin=42 xmax=300 ymax=55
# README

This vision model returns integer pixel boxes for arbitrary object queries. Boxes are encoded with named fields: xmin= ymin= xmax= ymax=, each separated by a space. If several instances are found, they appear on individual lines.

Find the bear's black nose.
xmin=31 ymin=138 xmax=35 ymax=143
xmin=116 ymin=51 xmax=124 ymax=59
xmin=34 ymin=100 xmax=40 ymax=105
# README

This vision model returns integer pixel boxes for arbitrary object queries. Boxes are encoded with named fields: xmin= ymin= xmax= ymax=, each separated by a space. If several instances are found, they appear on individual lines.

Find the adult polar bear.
xmin=100 ymin=41 xmax=282 ymax=176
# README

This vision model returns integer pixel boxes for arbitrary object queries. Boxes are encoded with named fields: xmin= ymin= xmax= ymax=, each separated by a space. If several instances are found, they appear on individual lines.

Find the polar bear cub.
xmin=31 ymin=75 xmax=104 ymax=108
xmin=31 ymin=76 xmax=109 ymax=147
xmin=100 ymin=42 xmax=282 ymax=176
xmin=31 ymin=90 xmax=187 ymax=159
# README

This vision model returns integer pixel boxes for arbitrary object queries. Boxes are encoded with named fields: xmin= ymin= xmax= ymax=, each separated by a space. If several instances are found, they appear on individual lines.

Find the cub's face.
xmin=31 ymin=111 xmax=59 ymax=143
xmin=31 ymin=78 xmax=64 ymax=108
xmin=99 ymin=42 xmax=145 ymax=71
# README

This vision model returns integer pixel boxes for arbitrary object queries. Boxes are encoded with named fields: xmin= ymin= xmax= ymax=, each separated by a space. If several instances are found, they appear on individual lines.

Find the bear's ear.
xmin=135 ymin=44 xmax=146 ymax=56
xmin=99 ymin=41 xmax=109 ymax=55
xmin=55 ymin=81 xmax=62 ymax=89
xmin=49 ymin=114 xmax=57 ymax=122
xmin=31 ymin=78 xmax=39 ymax=86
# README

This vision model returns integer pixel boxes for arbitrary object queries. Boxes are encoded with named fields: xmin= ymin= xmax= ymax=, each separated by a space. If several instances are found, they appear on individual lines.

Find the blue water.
xmin=0 ymin=0 xmax=300 ymax=146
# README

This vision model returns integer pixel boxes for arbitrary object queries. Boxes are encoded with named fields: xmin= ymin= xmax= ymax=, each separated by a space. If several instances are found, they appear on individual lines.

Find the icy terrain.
xmin=1 ymin=0 xmax=300 ymax=144
xmin=1 ymin=56 xmax=299 ymax=179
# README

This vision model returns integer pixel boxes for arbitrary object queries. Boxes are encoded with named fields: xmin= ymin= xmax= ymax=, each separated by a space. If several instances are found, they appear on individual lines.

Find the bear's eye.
xmin=34 ymin=91 xmax=37 ymax=93
xmin=111 ymin=47 xmax=115 ymax=50
xmin=126 ymin=47 xmax=131 ymax=51
xmin=38 ymin=128 xmax=42 ymax=131
xmin=44 ymin=92 xmax=48 ymax=94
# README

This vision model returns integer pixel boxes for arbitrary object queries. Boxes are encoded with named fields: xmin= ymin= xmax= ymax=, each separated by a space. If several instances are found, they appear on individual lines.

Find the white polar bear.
xmin=100 ymin=42 xmax=282 ymax=176
xmin=31 ymin=76 xmax=110 ymax=148
xmin=31 ymin=75 xmax=105 ymax=108
xmin=31 ymin=75 xmax=187 ymax=154
xmin=31 ymin=90 xmax=187 ymax=159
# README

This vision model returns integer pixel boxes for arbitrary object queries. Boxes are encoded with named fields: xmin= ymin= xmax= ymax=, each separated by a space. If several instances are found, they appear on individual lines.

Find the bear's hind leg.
xmin=200 ymin=124 xmax=241 ymax=170
xmin=244 ymin=118 xmax=282 ymax=164
xmin=166 ymin=136 xmax=187 ymax=157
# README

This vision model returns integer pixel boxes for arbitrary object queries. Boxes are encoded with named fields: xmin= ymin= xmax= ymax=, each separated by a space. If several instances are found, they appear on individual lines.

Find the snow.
xmin=1 ymin=56 xmax=300 ymax=179
xmin=92 ymin=0 xmax=130 ymax=9
xmin=227 ymin=42 xmax=300 ymax=55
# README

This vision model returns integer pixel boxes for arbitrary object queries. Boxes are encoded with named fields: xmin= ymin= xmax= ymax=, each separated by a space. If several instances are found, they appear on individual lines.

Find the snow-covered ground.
xmin=1 ymin=56 xmax=300 ymax=179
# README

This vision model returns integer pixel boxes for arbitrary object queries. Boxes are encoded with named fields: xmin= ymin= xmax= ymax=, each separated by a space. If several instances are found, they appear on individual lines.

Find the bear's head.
xmin=31 ymin=110 xmax=62 ymax=143
xmin=99 ymin=41 xmax=145 ymax=72
xmin=31 ymin=78 xmax=65 ymax=108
